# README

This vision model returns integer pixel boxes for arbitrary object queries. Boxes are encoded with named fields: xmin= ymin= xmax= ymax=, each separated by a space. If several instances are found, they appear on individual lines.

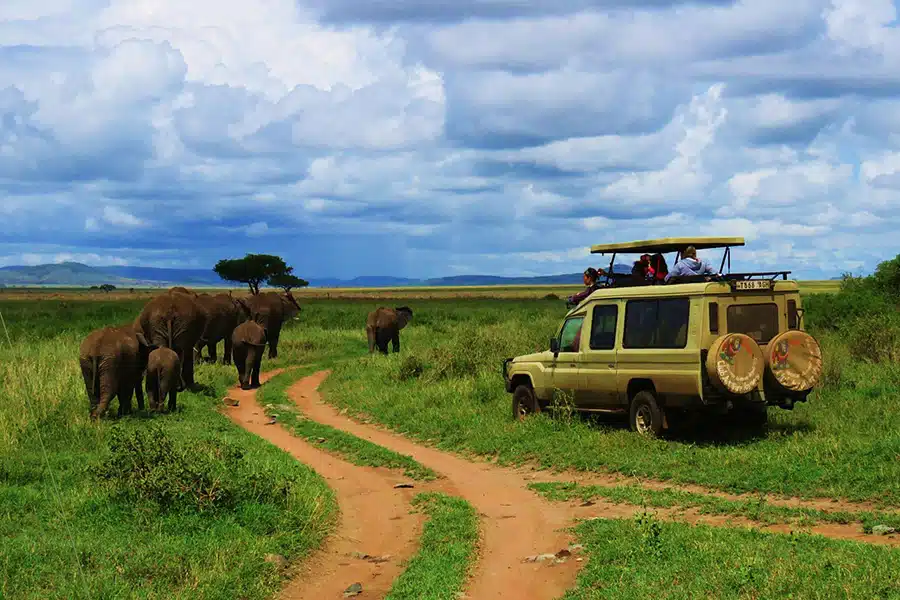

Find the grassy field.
xmin=1 ymin=274 xmax=897 ymax=598
xmin=0 ymin=279 xmax=841 ymax=301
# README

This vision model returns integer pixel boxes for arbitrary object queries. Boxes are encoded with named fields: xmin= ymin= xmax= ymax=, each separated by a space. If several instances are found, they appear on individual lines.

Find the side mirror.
xmin=549 ymin=338 xmax=560 ymax=354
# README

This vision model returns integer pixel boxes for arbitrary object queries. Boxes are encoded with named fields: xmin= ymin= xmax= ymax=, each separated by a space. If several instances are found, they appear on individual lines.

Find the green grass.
xmin=529 ymin=481 xmax=900 ymax=532
xmin=256 ymin=368 xmax=436 ymax=481
xmin=563 ymin=513 xmax=900 ymax=599
xmin=385 ymin=493 xmax=479 ymax=600
xmin=0 ymin=303 xmax=337 ymax=599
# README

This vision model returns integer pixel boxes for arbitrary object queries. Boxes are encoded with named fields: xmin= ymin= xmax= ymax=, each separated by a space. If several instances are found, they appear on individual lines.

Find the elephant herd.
xmin=78 ymin=287 xmax=302 ymax=420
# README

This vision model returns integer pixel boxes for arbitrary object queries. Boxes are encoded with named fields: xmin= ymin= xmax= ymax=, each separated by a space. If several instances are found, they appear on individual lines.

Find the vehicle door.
xmin=550 ymin=314 xmax=586 ymax=403
xmin=579 ymin=303 xmax=620 ymax=408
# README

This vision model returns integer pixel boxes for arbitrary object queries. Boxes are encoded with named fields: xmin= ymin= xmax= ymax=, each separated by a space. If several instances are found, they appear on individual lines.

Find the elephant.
xmin=236 ymin=291 xmax=301 ymax=359
xmin=146 ymin=347 xmax=180 ymax=412
xmin=366 ymin=306 xmax=413 ymax=354
xmin=232 ymin=320 xmax=267 ymax=390
xmin=194 ymin=292 xmax=245 ymax=364
xmin=79 ymin=324 xmax=151 ymax=420
xmin=136 ymin=290 xmax=209 ymax=392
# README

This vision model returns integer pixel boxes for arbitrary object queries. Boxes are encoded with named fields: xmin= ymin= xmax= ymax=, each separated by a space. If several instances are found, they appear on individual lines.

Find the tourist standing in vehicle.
xmin=567 ymin=267 xmax=605 ymax=306
xmin=665 ymin=246 xmax=717 ymax=281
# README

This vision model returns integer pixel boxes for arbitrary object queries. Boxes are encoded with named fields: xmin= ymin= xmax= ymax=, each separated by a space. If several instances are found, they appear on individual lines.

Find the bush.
xmin=846 ymin=314 xmax=900 ymax=364
xmin=93 ymin=424 xmax=295 ymax=513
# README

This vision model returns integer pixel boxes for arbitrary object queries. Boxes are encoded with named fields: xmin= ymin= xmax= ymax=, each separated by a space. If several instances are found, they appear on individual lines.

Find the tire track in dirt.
xmin=223 ymin=369 xmax=427 ymax=599
xmin=287 ymin=371 xmax=583 ymax=600
xmin=521 ymin=469 xmax=900 ymax=517
xmin=289 ymin=371 xmax=899 ymax=561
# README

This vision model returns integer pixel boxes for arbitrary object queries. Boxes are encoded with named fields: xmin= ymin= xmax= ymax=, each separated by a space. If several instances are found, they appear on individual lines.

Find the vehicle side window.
xmin=558 ymin=316 xmax=585 ymax=353
xmin=623 ymin=298 xmax=690 ymax=349
xmin=589 ymin=305 xmax=618 ymax=350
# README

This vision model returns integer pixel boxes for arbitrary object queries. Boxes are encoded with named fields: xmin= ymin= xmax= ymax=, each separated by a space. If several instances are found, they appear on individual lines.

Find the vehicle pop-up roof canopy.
xmin=589 ymin=236 xmax=792 ymax=286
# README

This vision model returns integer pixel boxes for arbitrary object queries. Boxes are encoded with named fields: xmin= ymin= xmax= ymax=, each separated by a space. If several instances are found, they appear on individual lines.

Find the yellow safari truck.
xmin=502 ymin=237 xmax=824 ymax=436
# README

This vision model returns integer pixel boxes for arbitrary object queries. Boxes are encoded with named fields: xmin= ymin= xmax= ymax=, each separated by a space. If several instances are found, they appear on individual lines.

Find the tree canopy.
xmin=268 ymin=272 xmax=309 ymax=293
xmin=213 ymin=254 xmax=301 ymax=295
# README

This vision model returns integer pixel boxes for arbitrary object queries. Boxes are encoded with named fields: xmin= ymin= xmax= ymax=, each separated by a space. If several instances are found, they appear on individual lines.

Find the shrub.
xmin=846 ymin=314 xmax=900 ymax=364
xmin=93 ymin=424 xmax=295 ymax=513
xmin=397 ymin=355 xmax=425 ymax=381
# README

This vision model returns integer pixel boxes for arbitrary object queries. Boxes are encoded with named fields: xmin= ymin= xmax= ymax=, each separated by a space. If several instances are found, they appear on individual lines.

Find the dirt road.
xmin=226 ymin=369 xmax=899 ymax=600
xmin=225 ymin=370 xmax=426 ymax=599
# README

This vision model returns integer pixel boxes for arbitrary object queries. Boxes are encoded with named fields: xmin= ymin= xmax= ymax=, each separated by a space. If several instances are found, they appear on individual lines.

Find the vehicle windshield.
xmin=558 ymin=316 xmax=584 ymax=352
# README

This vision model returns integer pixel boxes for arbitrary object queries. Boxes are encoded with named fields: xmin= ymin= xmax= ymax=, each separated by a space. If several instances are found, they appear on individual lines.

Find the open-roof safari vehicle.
xmin=502 ymin=237 xmax=824 ymax=436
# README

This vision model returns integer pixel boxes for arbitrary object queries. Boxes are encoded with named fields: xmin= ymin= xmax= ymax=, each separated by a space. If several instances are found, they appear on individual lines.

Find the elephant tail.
xmin=166 ymin=319 xmax=174 ymax=349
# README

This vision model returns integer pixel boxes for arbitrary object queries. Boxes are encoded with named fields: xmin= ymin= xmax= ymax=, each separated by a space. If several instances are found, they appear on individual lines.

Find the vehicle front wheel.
xmin=629 ymin=391 xmax=664 ymax=437
xmin=512 ymin=384 xmax=540 ymax=421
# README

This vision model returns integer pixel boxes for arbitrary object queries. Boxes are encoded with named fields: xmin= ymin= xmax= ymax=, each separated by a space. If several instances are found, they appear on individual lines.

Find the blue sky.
xmin=1 ymin=0 xmax=898 ymax=280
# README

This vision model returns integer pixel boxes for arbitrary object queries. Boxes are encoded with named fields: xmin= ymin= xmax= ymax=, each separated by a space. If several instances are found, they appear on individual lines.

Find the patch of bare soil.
xmin=223 ymin=370 xmax=426 ymax=599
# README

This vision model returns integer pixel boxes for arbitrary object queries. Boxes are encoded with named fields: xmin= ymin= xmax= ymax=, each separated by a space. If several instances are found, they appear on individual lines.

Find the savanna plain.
xmin=2 ymin=273 xmax=900 ymax=600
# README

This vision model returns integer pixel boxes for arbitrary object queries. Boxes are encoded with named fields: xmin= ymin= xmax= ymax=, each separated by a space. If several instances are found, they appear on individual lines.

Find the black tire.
xmin=512 ymin=384 xmax=540 ymax=421
xmin=629 ymin=390 xmax=664 ymax=436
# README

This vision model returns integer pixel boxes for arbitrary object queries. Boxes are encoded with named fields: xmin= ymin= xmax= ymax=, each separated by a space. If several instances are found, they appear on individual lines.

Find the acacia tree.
xmin=213 ymin=254 xmax=295 ymax=295
xmin=268 ymin=273 xmax=309 ymax=293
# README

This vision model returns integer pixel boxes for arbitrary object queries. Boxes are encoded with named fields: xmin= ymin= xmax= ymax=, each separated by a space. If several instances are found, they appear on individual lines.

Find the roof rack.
xmin=590 ymin=236 xmax=745 ymax=255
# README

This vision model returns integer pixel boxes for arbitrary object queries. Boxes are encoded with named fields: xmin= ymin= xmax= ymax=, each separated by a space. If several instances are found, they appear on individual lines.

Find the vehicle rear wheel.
xmin=512 ymin=384 xmax=540 ymax=421
xmin=629 ymin=391 xmax=664 ymax=436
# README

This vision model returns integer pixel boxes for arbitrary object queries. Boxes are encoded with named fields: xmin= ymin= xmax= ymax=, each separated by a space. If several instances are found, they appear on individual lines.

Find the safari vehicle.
xmin=502 ymin=237 xmax=824 ymax=436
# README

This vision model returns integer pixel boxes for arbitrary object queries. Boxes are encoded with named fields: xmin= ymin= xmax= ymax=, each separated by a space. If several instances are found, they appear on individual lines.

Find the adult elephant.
xmin=366 ymin=306 xmax=413 ymax=354
xmin=79 ymin=324 xmax=151 ymax=420
xmin=194 ymin=292 xmax=244 ymax=364
xmin=136 ymin=290 xmax=208 ymax=391
xmin=236 ymin=291 xmax=301 ymax=359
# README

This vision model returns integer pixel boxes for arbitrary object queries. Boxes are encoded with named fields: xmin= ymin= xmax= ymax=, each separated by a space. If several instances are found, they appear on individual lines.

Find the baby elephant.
xmin=366 ymin=306 xmax=413 ymax=354
xmin=232 ymin=321 xmax=267 ymax=390
xmin=146 ymin=347 xmax=181 ymax=412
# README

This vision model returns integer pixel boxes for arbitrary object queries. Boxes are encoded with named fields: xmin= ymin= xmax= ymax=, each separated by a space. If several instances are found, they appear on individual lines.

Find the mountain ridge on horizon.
xmin=0 ymin=261 xmax=640 ymax=288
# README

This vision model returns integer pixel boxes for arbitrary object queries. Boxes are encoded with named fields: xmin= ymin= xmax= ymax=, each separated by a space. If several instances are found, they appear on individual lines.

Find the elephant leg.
xmin=168 ymin=384 xmax=178 ymax=412
xmin=392 ymin=332 xmax=400 ymax=353
xmin=223 ymin=335 xmax=233 ymax=365
xmin=375 ymin=328 xmax=389 ymax=355
xmin=134 ymin=370 xmax=145 ymax=412
xmin=234 ymin=348 xmax=247 ymax=389
xmin=268 ymin=329 xmax=280 ymax=359
xmin=118 ymin=379 xmax=133 ymax=416
xmin=180 ymin=349 xmax=196 ymax=391
xmin=207 ymin=340 xmax=218 ymax=364
xmin=92 ymin=388 xmax=115 ymax=420
xmin=80 ymin=362 xmax=97 ymax=411
xmin=146 ymin=372 xmax=158 ymax=412
xmin=367 ymin=326 xmax=376 ymax=354
xmin=251 ymin=350 xmax=262 ymax=389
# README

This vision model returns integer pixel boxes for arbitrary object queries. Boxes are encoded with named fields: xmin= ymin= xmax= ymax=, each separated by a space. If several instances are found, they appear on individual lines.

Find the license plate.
xmin=733 ymin=279 xmax=771 ymax=291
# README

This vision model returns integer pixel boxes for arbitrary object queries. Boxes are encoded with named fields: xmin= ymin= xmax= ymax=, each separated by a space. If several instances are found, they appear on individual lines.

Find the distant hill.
xmin=0 ymin=262 xmax=635 ymax=289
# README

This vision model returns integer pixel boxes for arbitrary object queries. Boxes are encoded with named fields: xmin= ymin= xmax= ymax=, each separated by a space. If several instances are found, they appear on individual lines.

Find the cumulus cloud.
xmin=0 ymin=0 xmax=897 ymax=279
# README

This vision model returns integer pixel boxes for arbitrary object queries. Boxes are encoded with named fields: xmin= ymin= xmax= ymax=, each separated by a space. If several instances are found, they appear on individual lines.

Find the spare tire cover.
xmin=706 ymin=333 xmax=764 ymax=395
xmin=764 ymin=330 xmax=823 ymax=392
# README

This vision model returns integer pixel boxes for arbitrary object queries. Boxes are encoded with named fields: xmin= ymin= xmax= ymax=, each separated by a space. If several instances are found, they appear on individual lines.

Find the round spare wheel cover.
xmin=706 ymin=333 xmax=764 ymax=395
xmin=764 ymin=330 xmax=823 ymax=392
